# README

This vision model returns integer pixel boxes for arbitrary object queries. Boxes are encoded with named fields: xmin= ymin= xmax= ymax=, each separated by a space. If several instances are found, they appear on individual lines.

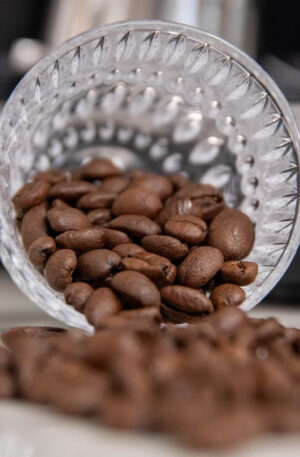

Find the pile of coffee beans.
xmin=12 ymin=158 xmax=258 ymax=327
xmin=1 ymin=308 xmax=300 ymax=448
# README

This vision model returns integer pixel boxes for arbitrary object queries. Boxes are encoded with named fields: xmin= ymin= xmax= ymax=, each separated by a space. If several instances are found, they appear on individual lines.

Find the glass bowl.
xmin=0 ymin=20 xmax=299 ymax=332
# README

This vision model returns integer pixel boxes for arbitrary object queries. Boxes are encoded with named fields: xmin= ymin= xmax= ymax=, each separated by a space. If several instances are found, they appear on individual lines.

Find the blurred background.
xmin=0 ymin=0 xmax=299 ymax=328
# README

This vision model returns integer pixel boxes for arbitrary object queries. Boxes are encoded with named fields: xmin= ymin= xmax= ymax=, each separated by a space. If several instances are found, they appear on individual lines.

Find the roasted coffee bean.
xmin=84 ymin=288 xmax=122 ymax=328
xmin=0 ymin=372 xmax=16 ymax=398
xmin=56 ymin=227 xmax=105 ymax=253
xmin=111 ymin=271 xmax=161 ymax=308
xmin=161 ymin=303 xmax=210 ymax=324
xmin=127 ymin=168 xmax=145 ymax=179
xmin=34 ymin=170 xmax=67 ymax=184
xmin=108 ymin=215 xmax=161 ymax=237
xmin=76 ymin=249 xmax=121 ymax=281
xmin=82 ymin=158 xmax=122 ymax=179
xmin=102 ymin=228 xmax=131 ymax=248
xmin=48 ymin=180 xmax=96 ymax=201
xmin=169 ymin=184 xmax=225 ymax=221
xmin=208 ymin=307 xmax=247 ymax=335
xmin=178 ymin=246 xmax=224 ymax=288
xmin=77 ymin=190 xmax=116 ymax=209
xmin=21 ymin=202 xmax=48 ymax=251
xmin=164 ymin=214 xmax=207 ymax=245
xmin=47 ymin=207 xmax=91 ymax=232
xmin=161 ymin=286 xmax=213 ymax=316
xmin=210 ymin=283 xmax=246 ymax=309
xmin=70 ymin=168 xmax=83 ymax=181
xmin=112 ymin=188 xmax=162 ymax=219
xmin=0 ymin=347 xmax=12 ymax=370
xmin=155 ymin=198 xmax=203 ymax=226
xmin=101 ymin=307 xmax=162 ymax=328
xmin=44 ymin=249 xmax=77 ymax=291
xmin=141 ymin=235 xmax=188 ymax=262
xmin=169 ymin=173 xmax=192 ymax=190
xmin=51 ymin=198 xmax=70 ymax=209
xmin=209 ymin=209 xmax=255 ymax=261
xmin=1 ymin=326 xmax=66 ymax=349
xmin=128 ymin=174 xmax=173 ymax=200
xmin=64 ymin=282 xmax=93 ymax=312
xmin=87 ymin=208 xmax=112 ymax=226
xmin=100 ymin=176 xmax=129 ymax=194
xmin=28 ymin=236 xmax=56 ymax=269
xmin=112 ymin=243 xmax=145 ymax=258
xmin=121 ymin=251 xmax=176 ymax=287
xmin=13 ymin=180 xmax=50 ymax=211
xmin=221 ymin=261 xmax=258 ymax=286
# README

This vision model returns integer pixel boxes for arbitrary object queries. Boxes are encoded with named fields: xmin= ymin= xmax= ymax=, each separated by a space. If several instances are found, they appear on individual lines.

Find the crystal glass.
xmin=0 ymin=20 xmax=299 ymax=332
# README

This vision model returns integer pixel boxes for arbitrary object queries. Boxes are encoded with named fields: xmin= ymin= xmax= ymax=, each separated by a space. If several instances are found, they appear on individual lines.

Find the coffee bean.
xmin=128 ymin=168 xmax=145 ymax=179
xmin=100 ymin=176 xmax=129 ymax=194
xmin=1 ymin=326 xmax=66 ymax=350
xmin=21 ymin=203 xmax=48 ymax=251
xmin=121 ymin=251 xmax=176 ymax=287
xmin=87 ymin=208 xmax=112 ymax=225
xmin=56 ymin=227 xmax=105 ymax=253
xmin=169 ymin=173 xmax=192 ymax=190
xmin=0 ymin=372 xmax=16 ymax=398
xmin=84 ymin=288 xmax=122 ymax=328
xmin=77 ymin=190 xmax=116 ymax=209
xmin=178 ymin=246 xmax=224 ymax=288
xmin=44 ymin=249 xmax=77 ymax=291
xmin=128 ymin=174 xmax=173 ymax=200
xmin=102 ymin=228 xmax=131 ymax=248
xmin=13 ymin=180 xmax=50 ymax=211
xmin=51 ymin=198 xmax=70 ymax=209
xmin=209 ymin=209 xmax=255 ymax=260
xmin=76 ymin=249 xmax=121 ymax=281
xmin=160 ymin=303 xmax=209 ymax=324
xmin=108 ymin=215 xmax=162 ymax=237
xmin=156 ymin=198 xmax=203 ymax=226
xmin=82 ymin=158 xmax=123 ymax=179
xmin=28 ymin=236 xmax=56 ymax=269
xmin=48 ymin=180 xmax=96 ymax=201
xmin=70 ymin=168 xmax=83 ymax=181
xmin=210 ymin=283 xmax=246 ymax=309
xmin=47 ymin=207 xmax=91 ymax=232
xmin=112 ymin=188 xmax=162 ymax=219
xmin=111 ymin=271 xmax=161 ymax=308
xmin=0 ymin=347 xmax=12 ymax=370
xmin=141 ymin=235 xmax=188 ymax=262
xmin=34 ymin=170 xmax=67 ymax=184
xmin=103 ymin=307 xmax=161 ymax=326
xmin=112 ymin=243 xmax=145 ymax=258
xmin=221 ymin=261 xmax=258 ymax=286
xmin=64 ymin=282 xmax=93 ymax=312
xmin=161 ymin=286 xmax=213 ymax=316
xmin=209 ymin=307 xmax=247 ymax=335
xmin=170 ymin=184 xmax=225 ymax=221
xmin=164 ymin=214 xmax=207 ymax=245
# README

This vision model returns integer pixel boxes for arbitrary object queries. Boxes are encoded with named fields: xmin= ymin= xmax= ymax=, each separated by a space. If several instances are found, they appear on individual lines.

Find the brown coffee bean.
xmin=161 ymin=286 xmax=213 ymax=315
xmin=21 ymin=202 xmax=48 ymax=251
xmin=77 ymin=190 xmax=116 ymax=209
xmin=170 ymin=184 xmax=225 ymax=221
xmin=209 ymin=307 xmax=247 ymax=335
xmin=106 ymin=307 xmax=161 ymax=324
xmin=209 ymin=209 xmax=255 ymax=260
xmin=34 ymin=170 xmax=67 ymax=184
xmin=64 ymin=282 xmax=93 ymax=312
xmin=112 ymin=243 xmax=145 ymax=258
xmin=210 ymin=283 xmax=246 ymax=309
xmin=44 ymin=249 xmax=77 ymax=291
xmin=56 ymin=227 xmax=105 ymax=253
xmin=108 ymin=215 xmax=162 ymax=237
xmin=178 ymin=246 xmax=224 ymax=288
xmin=100 ymin=176 xmax=129 ymax=194
xmin=141 ymin=235 xmax=188 ymax=262
xmin=1 ymin=326 xmax=66 ymax=349
xmin=164 ymin=214 xmax=207 ymax=245
xmin=111 ymin=271 xmax=161 ymax=308
xmin=221 ymin=261 xmax=258 ymax=286
xmin=102 ymin=228 xmax=131 ymax=248
xmin=47 ymin=207 xmax=91 ymax=232
xmin=48 ymin=180 xmax=96 ymax=201
xmin=13 ymin=180 xmax=50 ymax=211
xmin=160 ymin=302 xmax=208 ymax=323
xmin=0 ymin=347 xmax=12 ymax=370
xmin=82 ymin=158 xmax=122 ymax=179
xmin=51 ymin=198 xmax=70 ymax=209
xmin=76 ymin=249 xmax=121 ymax=281
xmin=121 ymin=251 xmax=176 ymax=287
xmin=84 ymin=288 xmax=122 ymax=328
xmin=128 ymin=174 xmax=173 ymax=200
xmin=112 ymin=188 xmax=162 ymax=219
xmin=87 ymin=208 xmax=112 ymax=226
xmin=28 ymin=236 xmax=56 ymax=269
xmin=128 ymin=168 xmax=145 ymax=179
xmin=169 ymin=173 xmax=192 ymax=190
xmin=156 ymin=198 xmax=203 ymax=226
xmin=0 ymin=372 xmax=16 ymax=398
